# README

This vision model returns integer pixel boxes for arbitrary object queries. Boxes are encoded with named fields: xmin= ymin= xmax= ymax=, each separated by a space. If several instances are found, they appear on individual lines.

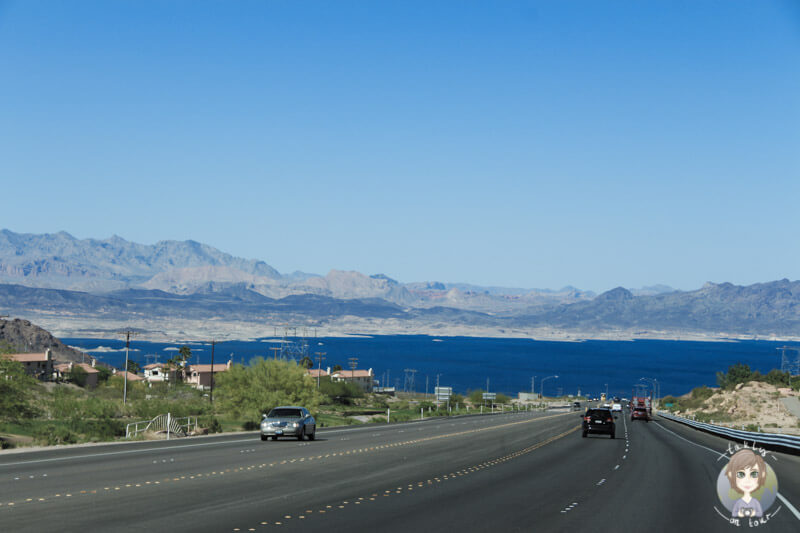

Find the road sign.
xmin=435 ymin=387 xmax=452 ymax=401
xmin=482 ymin=392 xmax=497 ymax=400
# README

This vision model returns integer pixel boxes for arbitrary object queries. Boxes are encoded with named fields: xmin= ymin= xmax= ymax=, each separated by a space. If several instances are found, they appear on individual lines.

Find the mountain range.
xmin=1 ymin=229 xmax=798 ymax=340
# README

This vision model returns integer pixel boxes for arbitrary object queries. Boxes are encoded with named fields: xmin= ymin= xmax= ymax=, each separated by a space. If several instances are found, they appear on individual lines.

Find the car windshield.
xmin=268 ymin=408 xmax=303 ymax=418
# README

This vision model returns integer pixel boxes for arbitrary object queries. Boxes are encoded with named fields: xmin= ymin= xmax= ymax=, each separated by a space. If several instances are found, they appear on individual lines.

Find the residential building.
xmin=306 ymin=367 xmax=330 ymax=379
xmin=143 ymin=363 xmax=171 ymax=383
xmin=54 ymin=361 xmax=100 ymax=388
xmin=331 ymin=368 xmax=375 ymax=392
xmin=185 ymin=360 xmax=232 ymax=390
xmin=4 ymin=349 xmax=54 ymax=380
xmin=113 ymin=370 xmax=144 ymax=382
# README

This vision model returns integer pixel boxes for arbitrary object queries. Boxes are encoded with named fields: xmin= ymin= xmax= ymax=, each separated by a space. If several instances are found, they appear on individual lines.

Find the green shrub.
xmin=215 ymin=358 xmax=324 ymax=419
xmin=68 ymin=418 xmax=125 ymax=440
xmin=68 ymin=365 xmax=88 ymax=387
xmin=34 ymin=425 xmax=77 ymax=446
xmin=207 ymin=417 xmax=222 ymax=434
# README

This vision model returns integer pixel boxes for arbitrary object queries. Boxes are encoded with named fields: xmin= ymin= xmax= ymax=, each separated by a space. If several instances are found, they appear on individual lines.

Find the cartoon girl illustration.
xmin=725 ymin=449 xmax=767 ymax=518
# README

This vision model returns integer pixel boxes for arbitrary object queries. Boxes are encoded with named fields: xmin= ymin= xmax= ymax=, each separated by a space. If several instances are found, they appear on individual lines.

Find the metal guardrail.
xmin=657 ymin=411 xmax=800 ymax=452
xmin=125 ymin=414 xmax=197 ymax=439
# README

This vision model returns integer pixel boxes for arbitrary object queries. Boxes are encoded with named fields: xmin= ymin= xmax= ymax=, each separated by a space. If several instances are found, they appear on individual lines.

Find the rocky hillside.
xmin=0 ymin=318 xmax=88 ymax=363
xmin=670 ymin=382 xmax=800 ymax=435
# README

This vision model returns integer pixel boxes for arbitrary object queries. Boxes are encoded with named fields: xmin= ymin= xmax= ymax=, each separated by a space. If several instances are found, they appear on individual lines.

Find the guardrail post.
xmin=387 ymin=408 xmax=390 ymax=423
xmin=167 ymin=412 xmax=171 ymax=441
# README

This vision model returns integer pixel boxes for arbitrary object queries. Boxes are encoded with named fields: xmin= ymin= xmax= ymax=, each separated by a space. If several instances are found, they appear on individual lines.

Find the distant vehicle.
xmin=582 ymin=408 xmax=615 ymax=438
xmin=261 ymin=406 xmax=316 ymax=441
xmin=601 ymin=402 xmax=611 ymax=409
xmin=611 ymin=403 xmax=622 ymax=413
xmin=572 ymin=401 xmax=582 ymax=411
xmin=613 ymin=397 xmax=620 ymax=403
xmin=631 ymin=407 xmax=650 ymax=422
xmin=632 ymin=396 xmax=652 ymax=415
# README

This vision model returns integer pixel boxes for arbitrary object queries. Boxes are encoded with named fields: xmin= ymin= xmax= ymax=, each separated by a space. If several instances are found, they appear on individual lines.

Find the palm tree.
xmin=299 ymin=356 xmax=313 ymax=369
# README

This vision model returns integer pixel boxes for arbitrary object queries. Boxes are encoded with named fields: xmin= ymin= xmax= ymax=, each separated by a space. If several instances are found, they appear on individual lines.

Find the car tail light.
xmin=583 ymin=416 xmax=591 ymax=422
xmin=606 ymin=417 xmax=612 ymax=422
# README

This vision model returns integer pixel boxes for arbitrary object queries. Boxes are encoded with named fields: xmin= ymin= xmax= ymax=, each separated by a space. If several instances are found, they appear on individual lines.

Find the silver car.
xmin=260 ymin=406 xmax=316 ymax=441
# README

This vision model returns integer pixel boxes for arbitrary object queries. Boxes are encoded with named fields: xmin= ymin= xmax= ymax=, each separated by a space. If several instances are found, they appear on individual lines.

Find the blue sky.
xmin=1 ymin=1 xmax=798 ymax=292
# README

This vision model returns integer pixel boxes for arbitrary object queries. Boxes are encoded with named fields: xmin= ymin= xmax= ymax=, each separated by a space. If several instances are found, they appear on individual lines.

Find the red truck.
xmin=630 ymin=396 xmax=652 ymax=421
xmin=631 ymin=396 xmax=651 ymax=413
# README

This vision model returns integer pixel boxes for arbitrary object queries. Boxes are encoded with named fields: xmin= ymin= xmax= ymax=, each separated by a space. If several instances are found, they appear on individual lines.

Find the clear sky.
xmin=1 ymin=1 xmax=798 ymax=292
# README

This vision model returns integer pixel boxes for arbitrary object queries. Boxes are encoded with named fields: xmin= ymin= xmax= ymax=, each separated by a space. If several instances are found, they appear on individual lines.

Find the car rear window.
xmin=586 ymin=409 xmax=611 ymax=417
xmin=634 ymin=408 xmax=648 ymax=413
xmin=268 ymin=408 xmax=303 ymax=418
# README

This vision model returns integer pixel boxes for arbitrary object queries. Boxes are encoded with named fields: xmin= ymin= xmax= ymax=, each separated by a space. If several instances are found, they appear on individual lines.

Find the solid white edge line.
xmin=653 ymin=419 xmax=800 ymax=523
xmin=777 ymin=493 xmax=800 ymax=522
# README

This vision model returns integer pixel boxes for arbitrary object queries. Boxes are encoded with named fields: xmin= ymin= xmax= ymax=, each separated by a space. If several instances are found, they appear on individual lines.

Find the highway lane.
xmin=2 ymin=409 xmax=798 ymax=532
xmin=0 ymin=409 xmax=574 ymax=532
xmin=225 ymin=411 xmax=800 ymax=532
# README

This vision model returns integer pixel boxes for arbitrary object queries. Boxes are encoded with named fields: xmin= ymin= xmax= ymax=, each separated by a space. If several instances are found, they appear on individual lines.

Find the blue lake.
xmin=62 ymin=336 xmax=799 ymax=399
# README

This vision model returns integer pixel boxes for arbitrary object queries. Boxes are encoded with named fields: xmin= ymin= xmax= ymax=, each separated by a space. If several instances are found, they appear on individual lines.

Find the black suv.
xmin=582 ymin=408 xmax=616 ymax=438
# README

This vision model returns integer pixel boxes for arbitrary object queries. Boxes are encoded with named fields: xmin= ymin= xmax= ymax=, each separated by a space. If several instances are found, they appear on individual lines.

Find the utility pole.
xmin=270 ymin=346 xmax=281 ymax=360
xmin=348 ymin=357 xmax=358 ymax=391
xmin=315 ymin=351 xmax=327 ymax=388
xmin=531 ymin=376 xmax=536 ymax=395
xmin=209 ymin=339 xmax=216 ymax=403
xmin=425 ymin=375 xmax=429 ymax=399
xmin=118 ymin=330 xmax=136 ymax=404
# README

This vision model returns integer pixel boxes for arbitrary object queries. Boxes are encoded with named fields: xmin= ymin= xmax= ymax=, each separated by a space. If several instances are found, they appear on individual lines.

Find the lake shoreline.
xmin=22 ymin=313 xmax=800 ymax=345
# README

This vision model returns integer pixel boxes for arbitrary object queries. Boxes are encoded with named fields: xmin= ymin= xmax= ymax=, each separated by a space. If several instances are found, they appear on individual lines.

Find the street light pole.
xmin=640 ymin=377 xmax=660 ymax=407
xmin=540 ymin=375 xmax=559 ymax=399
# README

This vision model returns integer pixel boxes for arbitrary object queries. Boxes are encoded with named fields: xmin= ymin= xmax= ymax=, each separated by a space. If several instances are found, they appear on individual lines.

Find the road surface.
xmin=1 ymin=409 xmax=798 ymax=532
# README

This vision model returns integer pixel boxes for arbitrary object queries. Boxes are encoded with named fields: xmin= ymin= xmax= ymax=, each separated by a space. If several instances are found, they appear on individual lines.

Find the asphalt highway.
xmin=1 ymin=409 xmax=798 ymax=532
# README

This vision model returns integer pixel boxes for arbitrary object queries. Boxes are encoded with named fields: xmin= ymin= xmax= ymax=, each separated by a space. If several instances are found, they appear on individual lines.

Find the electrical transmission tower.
xmin=403 ymin=368 xmax=417 ymax=393
xmin=779 ymin=346 xmax=800 ymax=376
xmin=272 ymin=325 xmax=311 ymax=362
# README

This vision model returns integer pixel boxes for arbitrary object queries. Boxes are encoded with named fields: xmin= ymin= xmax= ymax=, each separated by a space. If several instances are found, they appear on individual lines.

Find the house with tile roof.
xmin=4 ymin=349 xmax=54 ymax=380
xmin=185 ymin=360 xmax=232 ymax=390
xmin=331 ymin=368 xmax=375 ymax=392
xmin=306 ymin=367 xmax=331 ymax=379
xmin=112 ymin=369 xmax=144 ymax=382
xmin=143 ymin=362 xmax=173 ymax=383
xmin=54 ymin=361 xmax=99 ymax=388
